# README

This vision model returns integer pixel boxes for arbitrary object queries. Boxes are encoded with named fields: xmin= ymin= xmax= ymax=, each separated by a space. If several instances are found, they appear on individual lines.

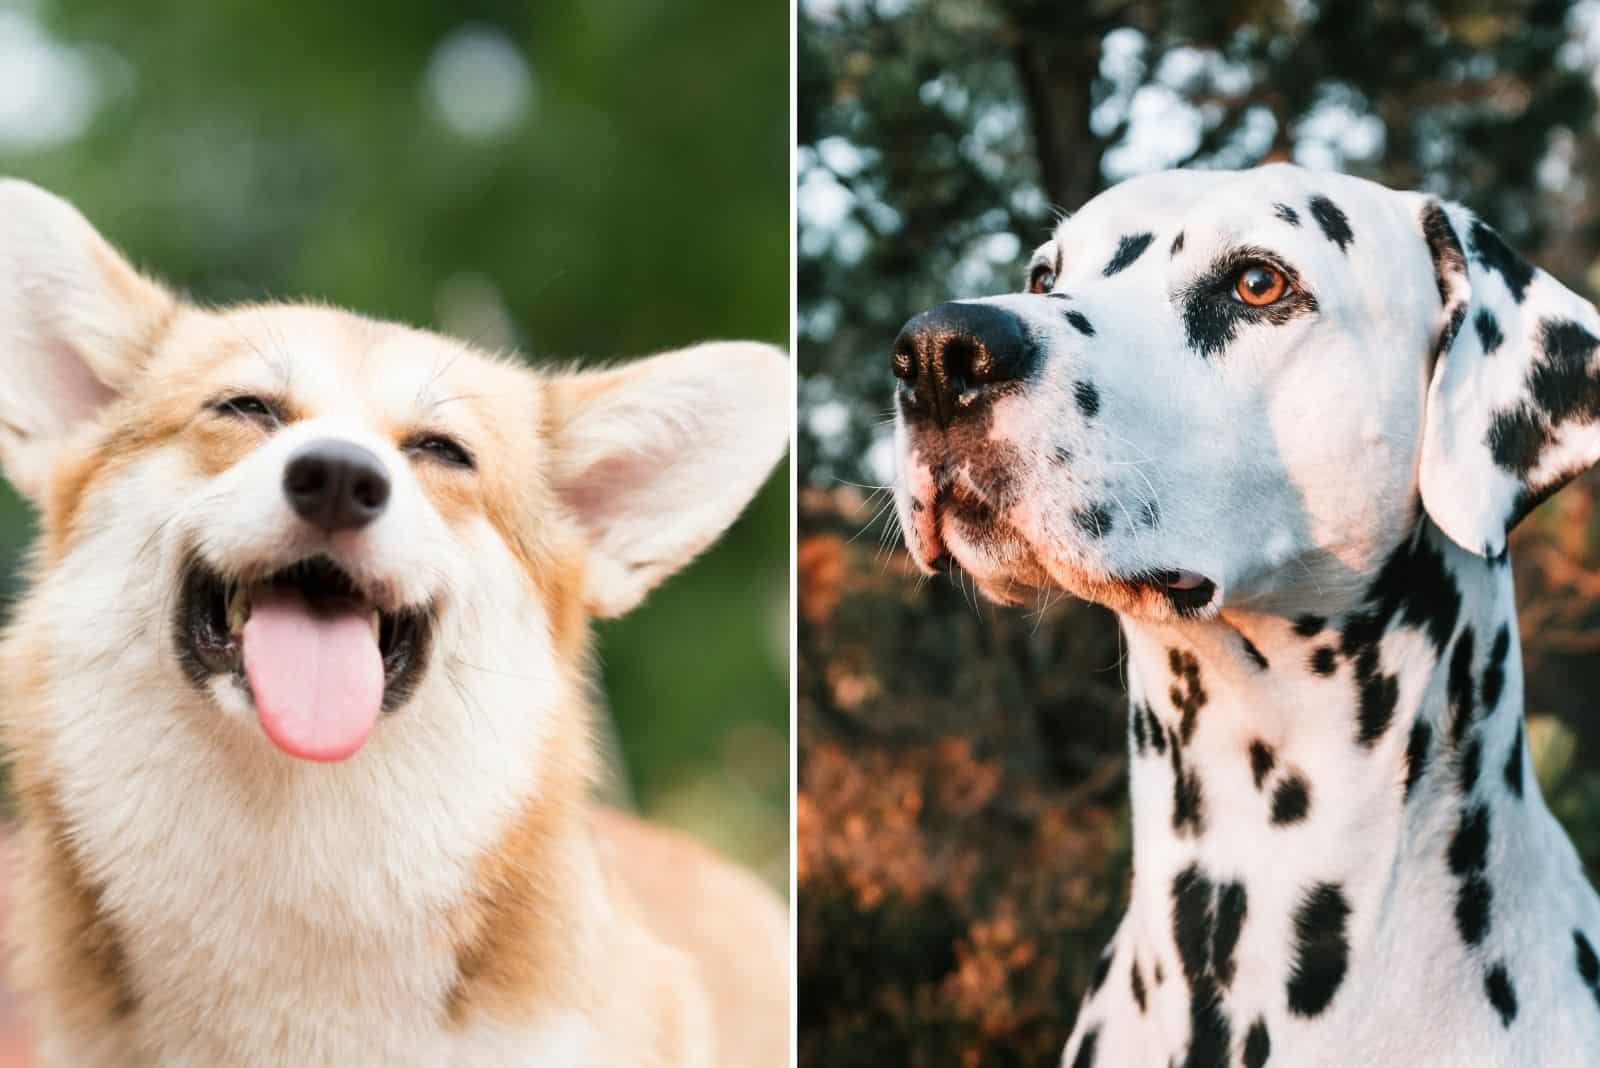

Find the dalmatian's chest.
xmin=1062 ymin=528 xmax=1600 ymax=1068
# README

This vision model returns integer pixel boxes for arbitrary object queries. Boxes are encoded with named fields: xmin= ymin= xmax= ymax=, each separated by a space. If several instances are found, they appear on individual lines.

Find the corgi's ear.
xmin=548 ymin=341 xmax=791 ymax=617
xmin=0 ymin=180 xmax=175 ymax=503
xmin=1415 ymin=197 xmax=1600 ymax=558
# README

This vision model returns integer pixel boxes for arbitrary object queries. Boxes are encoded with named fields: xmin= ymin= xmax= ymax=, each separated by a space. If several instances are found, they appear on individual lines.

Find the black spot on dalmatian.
xmin=1310 ymin=646 xmax=1337 ymax=676
xmin=1447 ymin=626 xmax=1477 ymax=745
xmin=1271 ymin=774 xmax=1311 ymax=826
xmin=1354 ymin=663 xmax=1399 ymax=749
xmin=1065 ymin=309 xmax=1097 ymax=337
xmin=1308 ymin=195 xmax=1354 ymax=252
xmin=1437 ymin=305 xmax=1469 ymax=369
xmin=1421 ymin=201 xmax=1468 ymax=366
xmin=1448 ymin=804 xmax=1490 ymax=873
xmin=1294 ymin=614 xmax=1326 ymax=638
xmin=1460 ymin=736 xmax=1483 ymax=793
xmin=1154 ymin=961 xmax=1164 ymax=985
xmin=1075 ymin=380 xmax=1101 ymax=419
xmin=1174 ymin=867 xmax=1215 ymax=982
xmin=1244 ymin=1018 xmax=1271 ymax=1068
xmin=1053 ymin=445 xmax=1073 ymax=465
xmin=1131 ymin=958 xmax=1147 ymax=1013
xmin=1468 ymin=219 xmax=1535 ymax=304
xmin=1069 ymin=1026 xmax=1099 ymax=1068
xmin=1074 ymin=504 xmax=1114 ymax=538
xmin=1170 ymin=732 xmax=1205 ymax=837
xmin=1576 ymin=929 xmax=1600 ymax=989
xmin=1475 ymin=307 xmax=1504 ymax=356
xmin=1249 ymin=740 xmax=1275 ymax=790
xmin=1170 ymin=231 xmax=1185 ymax=256
xmin=1130 ymin=700 xmax=1148 ymax=755
xmin=1575 ymin=930 xmax=1600 ymax=1013
xmin=1182 ymin=996 xmax=1229 ymax=1068
xmin=1146 ymin=704 xmax=1167 ymax=755
xmin=1181 ymin=252 xmax=1319 ymax=359
xmin=1341 ymin=529 xmax=1462 ymax=747
xmin=1139 ymin=499 xmax=1161 ymax=528
xmin=1213 ymin=882 xmax=1247 ymax=988
xmin=1168 ymin=649 xmax=1208 ymax=745
xmin=1484 ymin=962 xmax=1518 ymax=1027
xmin=1422 ymin=201 xmax=1466 ymax=298
xmin=1481 ymin=624 xmax=1509 ymax=714
xmin=1170 ymin=865 xmax=1239 ymax=1068
xmin=1240 ymin=636 xmax=1269 ymax=670
xmin=1274 ymin=202 xmax=1301 ymax=227
xmin=1363 ymin=523 xmax=1464 ymax=655
xmin=1287 ymin=882 xmax=1351 ymax=1017
xmin=1104 ymin=232 xmax=1156 ymax=276
xmin=1455 ymin=875 xmax=1493 ymax=948
xmin=1486 ymin=317 xmax=1600 ymax=501
xmin=1404 ymin=720 xmax=1432 ymax=801
xmin=1504 ymin=724 xmax=1525 ymax=798
xmin=1449 ymin=803 xmax=1493 ymax=947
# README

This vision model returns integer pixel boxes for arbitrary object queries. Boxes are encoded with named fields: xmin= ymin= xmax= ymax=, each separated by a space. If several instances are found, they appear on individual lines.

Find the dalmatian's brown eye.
xmin=1234 ymin=264 xmax=1288 ymax=306
xmin=1027 ymin=263 xmax=1056 ymax=294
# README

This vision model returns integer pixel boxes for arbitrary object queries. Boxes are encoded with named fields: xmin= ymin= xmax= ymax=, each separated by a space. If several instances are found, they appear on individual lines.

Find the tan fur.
xmin=593 ymin=811 xmax=791 ymax=1066
xmin=0 ymin=183 xmax=790 ymax=1067
xmin=3 ymin=645 xmax=139 ymax=1038
xmin=442 ymin=690 xmax=595 ymax=1029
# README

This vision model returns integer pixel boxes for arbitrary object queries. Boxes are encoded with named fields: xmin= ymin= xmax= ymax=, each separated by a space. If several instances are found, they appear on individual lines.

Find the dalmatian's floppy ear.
xmin=1417 ymin=198 xmax=1600 ymax=558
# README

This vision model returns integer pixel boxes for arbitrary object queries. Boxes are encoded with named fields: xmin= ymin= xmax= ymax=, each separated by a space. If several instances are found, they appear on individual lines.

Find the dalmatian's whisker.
xmin=1098 ymin=426 xmax=1173 ymax=529
xmin=847 ymin=490 xmax=898 ymax=547
xmin=835 ymin=477 xmax=894 ymax=493
xmin=1100 ymin=485 xmax=1145 ymax=549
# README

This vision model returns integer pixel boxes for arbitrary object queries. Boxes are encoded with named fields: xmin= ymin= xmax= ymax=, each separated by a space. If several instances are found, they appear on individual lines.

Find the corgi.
xmin=0 ymin=180 xmax=791 ymax=1067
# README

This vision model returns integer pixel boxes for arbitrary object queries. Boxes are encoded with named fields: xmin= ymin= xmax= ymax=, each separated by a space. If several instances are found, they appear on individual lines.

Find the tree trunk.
xmin=1011 ymin=32 xmax=1106 ymax=211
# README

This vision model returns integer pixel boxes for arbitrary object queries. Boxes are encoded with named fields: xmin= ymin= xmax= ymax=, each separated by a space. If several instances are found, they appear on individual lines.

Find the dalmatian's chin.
xmin=936 ymin=514 xmax=1048 ymax=604
xmin=900 ymin=486 xmax=1221 ymax=619
xmin=1033 ymin=551 xmax=1222 ymax=621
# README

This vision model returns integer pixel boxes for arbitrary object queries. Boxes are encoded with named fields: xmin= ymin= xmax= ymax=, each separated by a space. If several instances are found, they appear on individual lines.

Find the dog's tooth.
xmin=227 ymin=584 xmax=251 ymax=634
xmin=370 ymin=610 xmax=381 ymax=641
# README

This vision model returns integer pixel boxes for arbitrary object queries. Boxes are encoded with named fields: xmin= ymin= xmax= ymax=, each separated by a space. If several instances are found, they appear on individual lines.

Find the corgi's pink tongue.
xmin=242 ymin=588 xmax=383 ymax=762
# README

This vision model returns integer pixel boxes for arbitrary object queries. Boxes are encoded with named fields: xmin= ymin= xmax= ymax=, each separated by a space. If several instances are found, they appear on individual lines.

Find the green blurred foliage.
xmin=799 ymin=0 xmax=1600 ymax=1060
xmin=0 ymin=0 xmax=790 ymax=882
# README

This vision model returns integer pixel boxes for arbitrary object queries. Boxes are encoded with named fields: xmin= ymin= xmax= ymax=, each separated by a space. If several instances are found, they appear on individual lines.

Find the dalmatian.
xmin=888 ymin=163 xmax=1600 ymax=1067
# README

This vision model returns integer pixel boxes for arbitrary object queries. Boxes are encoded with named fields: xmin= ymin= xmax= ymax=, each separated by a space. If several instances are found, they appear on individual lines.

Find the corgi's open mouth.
xmin=176 ymin=555 xmax=433 ymax=761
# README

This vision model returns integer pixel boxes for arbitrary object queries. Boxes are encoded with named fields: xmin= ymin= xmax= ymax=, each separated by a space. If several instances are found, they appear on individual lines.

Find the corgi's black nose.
xmin=284 ymin=440 xmax=391 ymax=532
xmin=892 ymin=302 xmax=1036 ymax=427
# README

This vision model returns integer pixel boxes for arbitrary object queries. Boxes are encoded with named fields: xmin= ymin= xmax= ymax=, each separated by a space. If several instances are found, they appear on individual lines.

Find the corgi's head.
xmin=0 ymin=179 xmax=789 ymax=764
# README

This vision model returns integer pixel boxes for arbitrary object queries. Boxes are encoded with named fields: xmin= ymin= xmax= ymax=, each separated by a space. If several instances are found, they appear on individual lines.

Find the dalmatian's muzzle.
xmin=893 ymin=298 xmax=1217 ymax=616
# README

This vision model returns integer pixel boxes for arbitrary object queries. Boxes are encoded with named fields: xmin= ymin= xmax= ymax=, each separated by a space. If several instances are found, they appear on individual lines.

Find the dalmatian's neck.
xmin=1063 ymin=521 xmax=1600 ymax=1067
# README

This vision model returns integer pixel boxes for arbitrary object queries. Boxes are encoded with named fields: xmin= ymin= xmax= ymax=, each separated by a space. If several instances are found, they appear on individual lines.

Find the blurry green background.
xmin=799 ymin=1 xmax=1600 ymax=1064
xmin=0 ymin=0 xmax=789 ymax=886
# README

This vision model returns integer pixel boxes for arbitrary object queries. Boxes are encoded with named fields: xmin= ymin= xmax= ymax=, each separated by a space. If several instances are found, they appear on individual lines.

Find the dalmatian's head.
xmin=891 ymin=163 xmax=1600 ymax=619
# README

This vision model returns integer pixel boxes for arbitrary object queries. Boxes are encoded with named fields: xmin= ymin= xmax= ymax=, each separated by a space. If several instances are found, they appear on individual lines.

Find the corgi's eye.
xmin=405 ymin=434 xmax=475 ymax=470
xmin=211 ymin=394 xmax=284 ymax=426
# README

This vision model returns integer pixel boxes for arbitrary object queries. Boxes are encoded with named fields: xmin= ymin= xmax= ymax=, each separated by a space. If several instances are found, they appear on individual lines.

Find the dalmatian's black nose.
xmin=892 ymin=302 xmax=1036 ymax=427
